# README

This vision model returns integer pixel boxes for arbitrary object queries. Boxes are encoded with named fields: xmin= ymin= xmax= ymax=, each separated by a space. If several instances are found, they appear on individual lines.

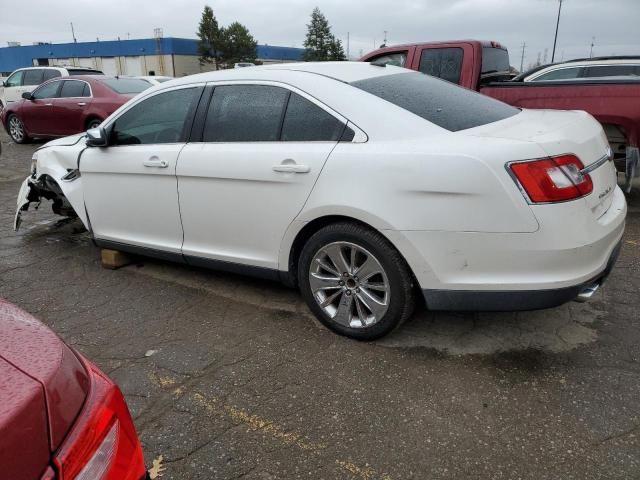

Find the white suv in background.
xmin=0 ymin=66 xmax=103 ymax=108
xmin=522 ymin=57 xmax=640 ymax=82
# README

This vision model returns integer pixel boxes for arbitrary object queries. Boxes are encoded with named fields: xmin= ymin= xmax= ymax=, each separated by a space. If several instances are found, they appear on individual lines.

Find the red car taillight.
xmin=53 ymin=364 xmax=146 ymax=480
xmin=509 ymin=154 xmax=593 ymax=203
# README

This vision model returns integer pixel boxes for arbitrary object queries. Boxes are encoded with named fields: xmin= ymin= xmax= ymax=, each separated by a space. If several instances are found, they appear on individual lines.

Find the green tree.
xmin=196 ymin=5 xmax=222 ymax=69
xmin=328 ymin=36 xmax=346 ymax=61
xmin=303 ymin=7 xmax=336 ymax=61
xmin=219 ymin=22 xmax=258 ymax=67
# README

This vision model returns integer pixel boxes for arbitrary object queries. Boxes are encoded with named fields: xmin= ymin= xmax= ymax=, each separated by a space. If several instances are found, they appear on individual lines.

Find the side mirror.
xmin=2 ymin=81 xmax=7 ymax=87
xmin=21 ymin=92 xmax=33 ymax=100
xmin=86 ymin=127 xmax=108 ymax=147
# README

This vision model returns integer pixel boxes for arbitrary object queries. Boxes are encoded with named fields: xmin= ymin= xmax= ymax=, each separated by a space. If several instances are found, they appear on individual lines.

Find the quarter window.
xmin=203 ymin=85 xmax=288 ymax=142
xmin=533 ymin=68 xmax=581 ymax=81
xmin=281 ymin=93 xmax=344 ymax=141
xmin=110 ymin=87 xmax=200 ymax=145
xmin=419 ymin=48 xmax=464 ymax=84
xmin=22 ymin=69 xmax=44 ymax=86
xmin=60 ymin=80 xmax=90 ymax=98
xmin=32 ymin=81 xmax=60 ymax=99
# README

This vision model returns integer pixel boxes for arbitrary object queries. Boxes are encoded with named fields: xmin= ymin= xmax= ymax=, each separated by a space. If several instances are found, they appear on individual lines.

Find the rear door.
xmin=21 ymin=80 xmax=61 ymax=135
xmin=177 ymin=82 xmax=347 ymax=269
xmin=52 ymin=80 xmax=93 ymax=135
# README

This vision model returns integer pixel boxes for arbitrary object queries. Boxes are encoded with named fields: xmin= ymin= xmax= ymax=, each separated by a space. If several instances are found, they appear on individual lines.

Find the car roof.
xmin=167 ymin=61 xmax=408 ymax=87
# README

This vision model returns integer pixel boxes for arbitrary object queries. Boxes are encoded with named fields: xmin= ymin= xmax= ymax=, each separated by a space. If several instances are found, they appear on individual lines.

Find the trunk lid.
xmin=0 ymin=300 xmax=89 ymax=454
xmin=464 ymin=108 xmax=617 ymax=216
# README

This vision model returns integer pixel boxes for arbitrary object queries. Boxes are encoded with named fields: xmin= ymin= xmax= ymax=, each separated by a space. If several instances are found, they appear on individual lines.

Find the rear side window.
xmin=281 ymin=94 xmax=344 ymax=141
xmin=481 ymin=47 xmax=511 ymax=74
xmin=582 ymin=65 xmax=638 ymax=78
xmin=203 ymin=85 xmax=288 ymax=142
xmin=60 ymin=80 xmax=90 ymax=98
xmin=351 ymin=72 xmax=519 ymax=132
xmin=418 ymin=48 xmax=463 ymax=84
xmin=43 ymin=69 xmax=62 ymax=81
xmin=23 ymin=69 xmax=44 ymax=86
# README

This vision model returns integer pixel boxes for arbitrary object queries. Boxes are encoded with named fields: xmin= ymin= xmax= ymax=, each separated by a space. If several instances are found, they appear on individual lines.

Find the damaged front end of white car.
xmin=14 ymin=134 xmax=89 ymax=231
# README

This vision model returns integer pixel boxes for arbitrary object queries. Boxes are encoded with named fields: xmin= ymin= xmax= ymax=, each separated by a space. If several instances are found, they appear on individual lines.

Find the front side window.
xmin=60 ymin=80 xmax=90 ymax=98
xmin=419 ymin=48 xmax=464 ymax=84
xmin=533 ymin=68 xmax=581 ymax=81
xmin=351 ymin=72 xmax=519 ymax=132
xmin=203 ymin=85 xmax=288 ymax=142
xmin=5 ymin=71 xmax=23 ymax=87
xmin=281 ymin=93 xmax=344 ymax=141
xmin=43 ymin=69 xmax=62 ymax=81
xmin=22 ymin=69 xmax=44 ymax=86
xmin=110 ymin=87 xmax=199 ymax=145
xmin=32 ymin=81 xmax=61 ymax=100
xmin=369 ymin=52 xmax=408 ymax=67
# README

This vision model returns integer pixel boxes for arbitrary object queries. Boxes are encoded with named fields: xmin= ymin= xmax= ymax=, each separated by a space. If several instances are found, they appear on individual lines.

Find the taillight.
xmin=53 ymin=363 xmax=146 ymax=480
xmin=508 ymin=154 xmax=593 ymax=203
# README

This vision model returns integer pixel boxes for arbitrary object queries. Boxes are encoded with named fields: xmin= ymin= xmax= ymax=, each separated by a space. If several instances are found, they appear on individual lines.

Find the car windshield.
xmin=100 ymin=78 xmax=151 ymax=94
xmin=351 ymin=72 xmax=519 ymax=132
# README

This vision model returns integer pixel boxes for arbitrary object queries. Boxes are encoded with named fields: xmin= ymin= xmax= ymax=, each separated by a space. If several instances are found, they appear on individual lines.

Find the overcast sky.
xmin=1 ymin=0 xmax=638 ymax=69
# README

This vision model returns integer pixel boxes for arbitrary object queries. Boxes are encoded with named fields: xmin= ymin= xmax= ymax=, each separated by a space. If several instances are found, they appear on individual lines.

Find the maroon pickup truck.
xmin=361 ymin=40 xmax=640 ymax=191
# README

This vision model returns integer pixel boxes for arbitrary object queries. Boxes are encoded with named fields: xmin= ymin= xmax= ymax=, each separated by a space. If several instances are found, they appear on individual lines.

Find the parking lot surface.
xmin=1 ymin=130 xmax=639 ymax=479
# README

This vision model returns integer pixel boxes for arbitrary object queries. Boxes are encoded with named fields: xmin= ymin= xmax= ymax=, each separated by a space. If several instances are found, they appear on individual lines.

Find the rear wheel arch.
xmin=286 ymin=215 xmax=419 ymax=293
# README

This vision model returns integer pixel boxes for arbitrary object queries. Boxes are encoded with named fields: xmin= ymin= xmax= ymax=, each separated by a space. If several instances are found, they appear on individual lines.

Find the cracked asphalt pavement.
xmin=1 ymin=130 xmax=639 ymax=479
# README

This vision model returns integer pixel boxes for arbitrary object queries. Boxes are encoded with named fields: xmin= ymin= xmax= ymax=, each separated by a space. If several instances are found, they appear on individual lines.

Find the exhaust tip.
xmin=575 ymin=282 xmax=600 ymax=303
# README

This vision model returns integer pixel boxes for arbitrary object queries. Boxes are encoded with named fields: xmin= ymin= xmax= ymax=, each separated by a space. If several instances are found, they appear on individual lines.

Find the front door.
xmin=80 ymin=85 xmax=203 ymax=253
xmin=21 ymin=80 xmax=61 ymax=135
xmin=177 ymin=83 xmax=347 ymax=269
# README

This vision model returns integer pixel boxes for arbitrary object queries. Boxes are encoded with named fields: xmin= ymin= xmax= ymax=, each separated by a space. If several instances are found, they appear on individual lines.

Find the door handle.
xmin=77 ymin=102 xmax=86 ymax=106
xmin=272 ymin=163 xmax=310 ymax=174
xmin=143 ymin=158 xmax=168 ymax=168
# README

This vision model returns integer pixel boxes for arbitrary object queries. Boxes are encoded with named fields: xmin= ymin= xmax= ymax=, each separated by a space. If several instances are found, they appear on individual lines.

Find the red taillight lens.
xmin=509 ymin=154 xmax=593 ymax=203
xmin=53 ymin=364 xmax=146 ymax=480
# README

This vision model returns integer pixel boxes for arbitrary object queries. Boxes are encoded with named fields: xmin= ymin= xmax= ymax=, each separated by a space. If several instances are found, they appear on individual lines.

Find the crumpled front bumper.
xmin=14 ymin=176 xmax=33 ymax=231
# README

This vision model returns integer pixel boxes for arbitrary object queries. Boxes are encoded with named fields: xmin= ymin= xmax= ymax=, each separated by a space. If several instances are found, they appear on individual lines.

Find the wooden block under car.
xmin=101 ymin=249 xmax=133 ymax=269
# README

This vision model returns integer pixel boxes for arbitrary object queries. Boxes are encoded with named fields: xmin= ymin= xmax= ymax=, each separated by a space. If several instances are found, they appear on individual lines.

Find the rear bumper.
xmin=422 ymin=239 xmax=622 ymax=311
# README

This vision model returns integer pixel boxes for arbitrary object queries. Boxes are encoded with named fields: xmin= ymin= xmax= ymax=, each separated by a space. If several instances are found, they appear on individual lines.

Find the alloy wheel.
xmin=309 ymin=241 xmax=390 ymax=329
xmin=9 ymin=116 xmax=24 ymax=143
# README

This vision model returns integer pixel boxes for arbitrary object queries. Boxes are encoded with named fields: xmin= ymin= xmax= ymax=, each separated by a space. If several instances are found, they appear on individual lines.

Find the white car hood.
xmin=37 ymin=133 xmax=86 ymax=150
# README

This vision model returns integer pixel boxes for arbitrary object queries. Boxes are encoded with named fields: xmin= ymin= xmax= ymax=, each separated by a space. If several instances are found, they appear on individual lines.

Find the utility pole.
xmin=70 ymin=22 xmax=77 ymax=43
xmin=589 ymin=36 xmax=595 ymax=58
xmin=383 ymin=30 xmax=388 ymax=47
xmin=347 ymin=32 xmax=350 ymax=59
xmin=519 ymin=42 xmax=526 ymax=72
xmin=551 ymin=0 xmax=563 ymax=62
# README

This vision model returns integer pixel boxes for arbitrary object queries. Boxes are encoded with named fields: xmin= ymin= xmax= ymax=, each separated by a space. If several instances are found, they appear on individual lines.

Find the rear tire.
xmin=86 ymin=118 xmax=102 ymax=130
xmin=298 ymin=222 xmax=415 ymax=340
xmin=7 ymin=114 xmax=29 ymax=144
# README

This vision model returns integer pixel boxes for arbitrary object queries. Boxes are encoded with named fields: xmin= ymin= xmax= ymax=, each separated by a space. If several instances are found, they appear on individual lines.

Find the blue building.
xmin=0 ymin=37 xmax=305 ymax=76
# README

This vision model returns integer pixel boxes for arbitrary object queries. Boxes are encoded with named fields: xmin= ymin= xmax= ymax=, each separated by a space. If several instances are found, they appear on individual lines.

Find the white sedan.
xmin=14 ymin=62 xmax=626 ymax=340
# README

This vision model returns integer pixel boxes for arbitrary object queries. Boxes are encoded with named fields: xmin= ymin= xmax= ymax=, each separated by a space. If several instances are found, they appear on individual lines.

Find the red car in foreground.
xmin=1 ymin=76 xmax=150 ymax=144
xmin=0 ymin=299 xmax=146 ymax=480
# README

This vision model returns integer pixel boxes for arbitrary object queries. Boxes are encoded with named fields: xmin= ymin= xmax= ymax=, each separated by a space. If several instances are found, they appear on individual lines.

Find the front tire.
xmin=7 ymin=114 xmax=28 ymax=144
xmin=298 ymin=222 xmax=415 ymax=340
